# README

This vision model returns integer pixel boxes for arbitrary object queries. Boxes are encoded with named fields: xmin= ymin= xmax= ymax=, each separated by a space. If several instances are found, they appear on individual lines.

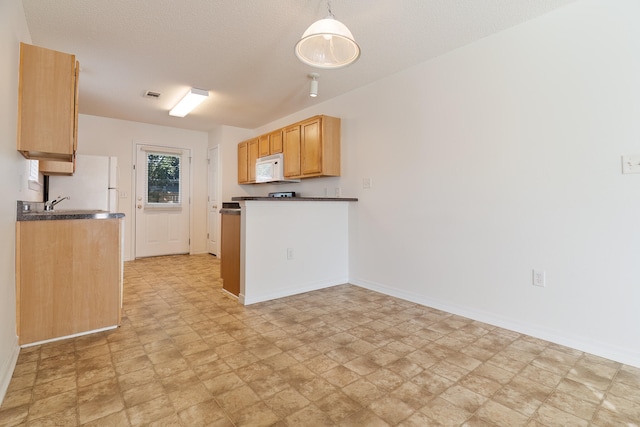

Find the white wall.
xmin=209 ymin=125 xmax=254 ymax=203
xmin=237 ymin=0 xmax=640 ymax=367
xmin=0 ymin=0 xmax=38 ymax=403
xmin=240 ymin=200 xmax=350 ymax=305
xmin=77 ymin=114 xmax=209 ymax=260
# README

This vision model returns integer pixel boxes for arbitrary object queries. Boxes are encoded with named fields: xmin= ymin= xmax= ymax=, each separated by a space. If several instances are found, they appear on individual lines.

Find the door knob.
xmin=137 ymin=204 xmax=142 ymax=209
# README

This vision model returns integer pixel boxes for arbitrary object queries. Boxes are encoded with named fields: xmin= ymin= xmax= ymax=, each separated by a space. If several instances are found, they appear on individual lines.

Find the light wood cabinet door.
xmin=237 ymin=141 xmax=248 ymax=183
xmin=236 ymin=115 xmax=340 ymax=183
xmin=16 ymin=219 xmax=122 ymax=345
xmin=40 ymin=155 xmax=76 ymax=176
xmin=221 ymin=213 xmax=240 ymax=296
xmin=284 ymin=125 xmax=301 ymax=178
xmin=301 ymin=118 xmax=322 ymax=176
xmin=17 ymin=43 xmax=78 ymax=161
xmin=248 ymin=138 xmax=259 ymax=182
xmin=270 ymin=130 xmax=283 ymax=154
xmin=258 ymin=134 xmax=270 ymax=157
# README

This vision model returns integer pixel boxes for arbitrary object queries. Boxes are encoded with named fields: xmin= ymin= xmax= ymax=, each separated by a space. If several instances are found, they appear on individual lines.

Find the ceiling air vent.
xmin=144 ymin=90 xmax=161 ymax=98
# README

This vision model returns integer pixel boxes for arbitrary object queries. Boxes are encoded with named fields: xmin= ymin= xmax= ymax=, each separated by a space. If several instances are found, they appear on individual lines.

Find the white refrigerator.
xmin=48 ymin=154 xmax=119 ymax=212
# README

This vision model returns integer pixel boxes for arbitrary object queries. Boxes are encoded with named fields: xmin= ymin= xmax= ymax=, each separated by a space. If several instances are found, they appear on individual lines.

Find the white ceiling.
xmin=22 ymin=0 xmax=576 ymax=131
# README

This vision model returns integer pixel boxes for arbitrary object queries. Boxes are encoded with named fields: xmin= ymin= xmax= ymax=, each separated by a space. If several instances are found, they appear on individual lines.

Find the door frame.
xmin=132 ymin=142 xmax=193 ymax=258
xmin=207 ymin=145 xmax=221 ymax=256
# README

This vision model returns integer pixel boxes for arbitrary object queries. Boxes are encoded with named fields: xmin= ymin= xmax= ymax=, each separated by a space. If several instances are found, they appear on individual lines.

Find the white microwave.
xmin=255 ymin=154 xmax=300 ymax=183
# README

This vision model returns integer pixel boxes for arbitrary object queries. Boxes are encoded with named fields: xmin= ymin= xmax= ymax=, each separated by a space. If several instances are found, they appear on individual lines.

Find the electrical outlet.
xmin=622 ymin=155 xmax=640 ymax=174
xmin=363 ymin=177 xmax=372 ymax=189
xmin=532 ymin=269 xmax=546 ymax=287
xmin=287 ymin=248 xmax=294 ymax=260
xmin=334 ymin=187 xmax=341 ymax=197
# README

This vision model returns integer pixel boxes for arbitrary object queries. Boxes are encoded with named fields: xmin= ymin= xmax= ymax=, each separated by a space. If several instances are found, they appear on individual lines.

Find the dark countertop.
xmin=231 ymin=196 xmax=358 ymax=202
xmin=17 ymin=201 xmax=124 ymax=221
xmin=219 ymin=209 xmax=241 ymax=215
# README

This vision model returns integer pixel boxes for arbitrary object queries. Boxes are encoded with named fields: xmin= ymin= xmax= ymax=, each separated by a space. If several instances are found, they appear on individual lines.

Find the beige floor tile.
xmin=545 ymin=389 xmax=598 ymax=421
xmin=3 ymin=254 xmax=638 ymax=426
xmin=285 ymin=403 xmax=334 ymax=426
xmin=79 ymin=409 xmax=130 ymax=426
xmin=533 ymin=403 xmax=589 ymax=427
xmin=116 ymin=366 xmax=157 ymax=392
xmin=216 ymin=384 xmax=261 ymax=415
xmin=420 ymin=396 xmax=472 ymax=425
xmin=167 ymin=382 xmax=212 ymax=412
xmin=27 ymin=389 xmax=77 ymax=422
xmin=440 ymin=384 xmax=487 ymax=413
xmin=266 ymin=387 xmax=310 ymax=418
xmin=0 ymin=403 xmax=29 ymax=425
xmin=315 ymin=390 xmax=362 ymax=423
xmin=78 ymin=380 xmax=124 ymax=424
xmin=121 ymin=380 xmax=166 ymax=408
xmin=369 ymin=395 xmax=415 ymax=425
xmin=475 ymin=399 xmax=529 ymax=426
xmin=177 ymin=398 xmax=228 ymax=426
xmin=126 ymin=393 xmax=175 ymax=426
xmin=29 ymin=406 xmax=78 ymax=426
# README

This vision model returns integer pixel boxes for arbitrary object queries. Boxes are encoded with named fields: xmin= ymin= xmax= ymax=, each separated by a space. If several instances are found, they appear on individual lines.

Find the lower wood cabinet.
xmin=220 ymin=212 xmax=240 ymax=296
xmin=16 ymin=219 xmax=122 ymax=345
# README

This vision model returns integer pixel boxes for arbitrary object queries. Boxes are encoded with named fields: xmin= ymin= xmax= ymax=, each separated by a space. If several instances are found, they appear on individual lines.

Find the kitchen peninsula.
xmin=15 ymin=201 xmax=124 ymax=345
xmin=230 ymin=196 xmax=357 ymax=305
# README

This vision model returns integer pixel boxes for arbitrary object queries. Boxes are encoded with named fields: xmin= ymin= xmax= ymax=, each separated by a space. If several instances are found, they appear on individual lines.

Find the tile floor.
xmin=1 ymin=254 xmax=639 ymax=426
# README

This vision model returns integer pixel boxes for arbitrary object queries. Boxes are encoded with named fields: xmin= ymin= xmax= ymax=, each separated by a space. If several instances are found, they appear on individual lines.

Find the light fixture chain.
xmin=326 ymin=0 xmax=334 ymax=18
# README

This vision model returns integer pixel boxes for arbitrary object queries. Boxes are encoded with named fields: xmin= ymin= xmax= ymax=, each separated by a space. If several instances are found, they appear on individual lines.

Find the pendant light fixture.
xmin=309 ymin=73 xmax=319 ymax=97
xmin=295 ymin=1 xmax=360 ymax=69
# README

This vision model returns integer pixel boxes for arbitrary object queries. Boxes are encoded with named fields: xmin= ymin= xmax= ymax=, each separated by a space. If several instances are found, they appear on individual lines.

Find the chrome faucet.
xmin=44 ymin=195 xmax=70 ymax=211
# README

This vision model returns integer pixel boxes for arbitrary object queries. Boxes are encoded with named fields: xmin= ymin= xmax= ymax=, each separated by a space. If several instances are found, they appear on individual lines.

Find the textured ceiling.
xmin=21 ymin=0 xmax=576 ymax=131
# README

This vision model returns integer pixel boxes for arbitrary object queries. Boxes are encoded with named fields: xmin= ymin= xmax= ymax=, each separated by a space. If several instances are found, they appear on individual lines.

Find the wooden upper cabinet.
xmin=248 ymin=138 xmax=259 ymax=183
xmin=237 ymin=137 xmax=260 ymax=184
xmin=237 ymin=141 xmax=249 ymax=183
xmin=301 ymin=118 xmax=322 ymax=176
xmin=39 ymin=156 xmax=76 ymax=176
xmin=17 ymin=43 xmax=79 ymax=161
xmin=258 ymin=134 xmax=270 ymax=158
xmin=236 ymin=115 xmax=340 ymax=183
xmin=270 ymin=130 xmax=283 ymax=154
xmin=283 ymin=125 xmax=301 ymax=178
xmin=292 ymin=115 xmax=341 ymax=179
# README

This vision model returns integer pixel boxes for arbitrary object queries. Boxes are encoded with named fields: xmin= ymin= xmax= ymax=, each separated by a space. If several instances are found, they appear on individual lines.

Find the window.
xmin=144 ymin=152 xmax=182 ymax=208
xmin=28 ymin=159 xmax=42 ymax=191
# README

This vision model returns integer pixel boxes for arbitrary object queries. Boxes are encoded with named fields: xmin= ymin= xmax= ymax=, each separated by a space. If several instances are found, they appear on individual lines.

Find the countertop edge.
xmin=17 ymin=201 xmax=125 ymax=221
xmin=231 ymin=197 xmax=358 ymax=202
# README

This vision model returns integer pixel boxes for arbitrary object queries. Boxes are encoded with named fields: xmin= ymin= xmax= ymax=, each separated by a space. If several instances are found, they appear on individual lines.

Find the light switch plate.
xmin=622 ymin=155 xmax=640 ymax=174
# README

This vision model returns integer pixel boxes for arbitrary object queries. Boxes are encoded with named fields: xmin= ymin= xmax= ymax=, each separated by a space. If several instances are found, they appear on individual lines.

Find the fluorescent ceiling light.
xmin=169 ymin=88 xmax=209 ymax=117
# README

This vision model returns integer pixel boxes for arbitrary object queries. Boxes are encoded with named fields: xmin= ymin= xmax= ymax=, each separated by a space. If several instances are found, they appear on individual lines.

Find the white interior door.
xmin=207 ymin=146 xmax=220 ymax=255
xmin=135 ymin=144 xmax=190 ymax=258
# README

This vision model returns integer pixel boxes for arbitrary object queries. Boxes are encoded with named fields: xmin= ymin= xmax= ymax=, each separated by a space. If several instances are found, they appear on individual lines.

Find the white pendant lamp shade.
xmin=295 ymin=16 xmax=360 ymax=69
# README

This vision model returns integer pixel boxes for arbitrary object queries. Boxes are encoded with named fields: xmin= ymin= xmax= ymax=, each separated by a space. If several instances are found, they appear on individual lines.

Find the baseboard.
xmin=243 ymin=278 xmax=346 ymax=306
xmin=20 ymin=325 xmax=118 ymax=348
xmin=351 ymin=278 xmax=640 ymax=368
xmin=0 ymin=336 xmax=20 ymax=406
